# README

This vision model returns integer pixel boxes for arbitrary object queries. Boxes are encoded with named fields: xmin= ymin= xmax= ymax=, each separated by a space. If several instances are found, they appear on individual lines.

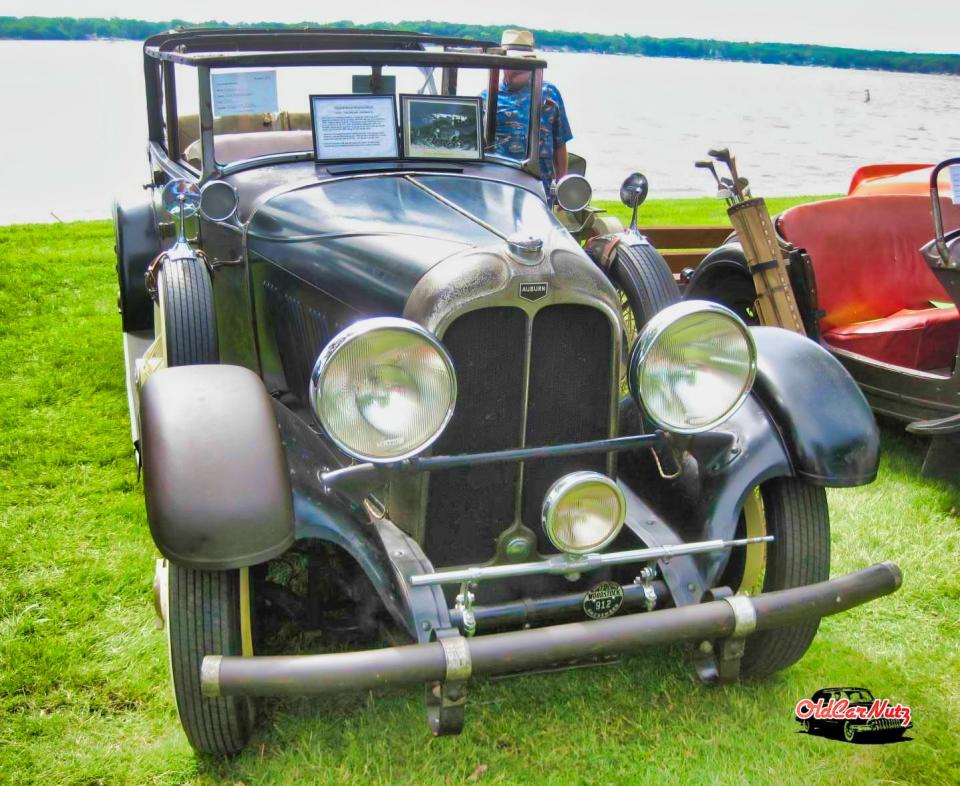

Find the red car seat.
xmin=778 ymin=195 xmax=960 ymax=371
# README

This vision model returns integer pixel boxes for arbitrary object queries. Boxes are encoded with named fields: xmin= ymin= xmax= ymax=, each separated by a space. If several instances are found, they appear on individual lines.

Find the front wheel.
xmin=167 ymin=562 xmax=256 ymax=756
xmin=719 ymin=477 xmax=831 ymax=679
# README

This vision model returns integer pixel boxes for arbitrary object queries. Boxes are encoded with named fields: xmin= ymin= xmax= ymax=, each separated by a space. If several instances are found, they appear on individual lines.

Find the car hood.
xmin=246 ymin=174 xmax=559 ymax=314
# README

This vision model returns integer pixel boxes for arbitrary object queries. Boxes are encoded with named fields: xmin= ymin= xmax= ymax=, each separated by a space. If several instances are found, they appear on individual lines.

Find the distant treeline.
xmin=2 ymin=15 xmax=959 ymax=75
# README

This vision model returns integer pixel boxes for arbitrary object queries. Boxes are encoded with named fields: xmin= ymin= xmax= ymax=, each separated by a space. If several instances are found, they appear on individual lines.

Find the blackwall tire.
xmin=168 ymin=563 xmax=255 ymax=757
xmin=723 ymin=477 xmax=831 ymax=680
xmin=608 ymin=242 xmax=681 ymax=333
xmin=607 ymin=242 xmax=680 ymax=390
xmin=157 ymin=256 xmax=218 ymax=367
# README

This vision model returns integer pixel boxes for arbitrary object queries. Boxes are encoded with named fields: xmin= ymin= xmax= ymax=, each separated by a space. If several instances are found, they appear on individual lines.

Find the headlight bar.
xmin=408 ymin=534 xmax=773 ymax=586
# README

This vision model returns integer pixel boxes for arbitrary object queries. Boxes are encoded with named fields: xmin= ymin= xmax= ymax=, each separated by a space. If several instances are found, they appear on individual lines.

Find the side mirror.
xmin=554 ymin=174 xmax=593 ymax=212
xmin=619 ymin=172 xmax=648 ymax=209
xmin=619 ymin=172 xmax=648 ymax=232
xmin=161 ymin=179 xmax=201 ymax=219
xmin=200 ymin=180 xmax=240 ymax=223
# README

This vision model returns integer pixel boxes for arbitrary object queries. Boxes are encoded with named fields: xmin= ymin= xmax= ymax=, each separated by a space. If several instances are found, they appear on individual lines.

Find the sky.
xmin=4 ymin=0 xmax=960 ymax=55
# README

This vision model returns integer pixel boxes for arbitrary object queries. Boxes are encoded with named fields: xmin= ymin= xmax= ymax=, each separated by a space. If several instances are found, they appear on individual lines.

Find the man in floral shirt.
xmin=481 ymin=30 xmax=573 ymax=195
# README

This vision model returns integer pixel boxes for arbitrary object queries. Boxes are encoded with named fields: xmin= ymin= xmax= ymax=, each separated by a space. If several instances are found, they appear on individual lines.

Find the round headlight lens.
xmin=629 ymin=300 xmax=756 ymax=434
xmin=542 ymin=472 xmax=626 ymax=555
xmin=310 ymin=318 xmax=456 ymax=462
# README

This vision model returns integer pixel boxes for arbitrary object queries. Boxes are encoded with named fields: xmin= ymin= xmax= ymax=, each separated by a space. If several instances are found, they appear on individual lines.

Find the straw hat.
xmin=500 ymin=29 xmax=538 ymax=58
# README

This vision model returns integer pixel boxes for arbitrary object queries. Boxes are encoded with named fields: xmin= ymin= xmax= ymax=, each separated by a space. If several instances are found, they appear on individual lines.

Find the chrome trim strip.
xmin=514 ymin=311 xmax=535 ymax=515
xmin=408 ymin=535 xmax=774 ymax=586
xmin=404 ymin=175 xmax=508 ymax=240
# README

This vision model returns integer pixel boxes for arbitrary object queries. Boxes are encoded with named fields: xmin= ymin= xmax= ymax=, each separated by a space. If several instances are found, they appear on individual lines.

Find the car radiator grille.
xmin=423 ymin=303 xmax=614 ymax=567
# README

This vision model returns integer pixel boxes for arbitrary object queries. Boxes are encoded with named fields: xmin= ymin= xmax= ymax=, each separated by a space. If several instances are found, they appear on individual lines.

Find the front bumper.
xmin=201 ymin=561 xmax=901 ymax=698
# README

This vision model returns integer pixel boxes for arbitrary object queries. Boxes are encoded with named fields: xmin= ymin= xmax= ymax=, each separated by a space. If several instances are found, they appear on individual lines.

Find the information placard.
xmin=212 ymin=70 xmax=279 ymax=117
xmin=950 ymin=164 xmax=960 ymax=206
xmin=310 ymin=94 xmax=399 ymax=161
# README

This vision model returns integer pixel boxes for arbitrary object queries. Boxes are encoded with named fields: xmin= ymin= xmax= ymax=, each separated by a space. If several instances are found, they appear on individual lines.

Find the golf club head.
xmin=717 ymin=188 xmax=734 ymax=200
xmin=708 ymin=147 xmax=732 ymax=164
xmin=695 ymin=160 xmax=722 ymax=187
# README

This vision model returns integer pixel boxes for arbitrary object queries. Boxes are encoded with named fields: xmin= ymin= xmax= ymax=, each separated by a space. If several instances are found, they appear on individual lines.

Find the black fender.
xmin=685 ymin=241 xmax=750 ymax=289
xmin=113 ymin=197 xmax=160 ymax=332
xmin=751 ymin=327 xmax=879 ymax=487
xmin=685 ymin=240 xmax=822 ymax=339
xmin=682 ymin=242 xmax=758 ymax=324
xmin=140 ymin=365 xmax=295 ymax=569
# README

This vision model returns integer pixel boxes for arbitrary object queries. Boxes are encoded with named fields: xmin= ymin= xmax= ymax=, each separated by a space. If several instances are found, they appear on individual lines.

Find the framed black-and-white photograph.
xmin=310 ymin=94 xmax=399 ymax=162
xmin=400 ymin=95 xmax=482 ymax=161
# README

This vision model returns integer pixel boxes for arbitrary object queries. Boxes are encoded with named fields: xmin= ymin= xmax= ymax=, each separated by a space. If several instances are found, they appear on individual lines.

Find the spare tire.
xmin=605 ymin=241 xmax=680 ymax=390
xmin=157 ymin=255 xmax=218 ymax=367
xmin=609 ymin=241 xmax=681 ymax=331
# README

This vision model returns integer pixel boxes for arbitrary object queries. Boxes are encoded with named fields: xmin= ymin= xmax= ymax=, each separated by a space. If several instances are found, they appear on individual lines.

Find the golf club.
xmin=695 ymin=159 xmax=722 ymax=188
xmin=709 ymin=147 xmax=742 ymax=199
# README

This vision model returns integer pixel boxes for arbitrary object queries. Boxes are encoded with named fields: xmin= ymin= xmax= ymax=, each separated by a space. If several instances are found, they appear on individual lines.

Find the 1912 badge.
xmin=582 ymin=581 xmax=624 ymax=619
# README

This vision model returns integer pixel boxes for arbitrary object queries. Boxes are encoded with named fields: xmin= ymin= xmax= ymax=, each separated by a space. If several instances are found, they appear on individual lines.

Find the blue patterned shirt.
xmin=481 ymin=80 xmax=573 ymax=190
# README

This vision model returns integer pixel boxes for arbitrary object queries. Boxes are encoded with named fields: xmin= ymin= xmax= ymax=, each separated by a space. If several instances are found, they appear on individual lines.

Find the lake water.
xmin=2 ymin=40 xmax=959 ymax=224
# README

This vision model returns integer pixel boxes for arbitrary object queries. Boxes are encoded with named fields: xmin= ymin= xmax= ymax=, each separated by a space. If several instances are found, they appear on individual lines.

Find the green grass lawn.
xmin=0 ymin=202 xmax=957 ymax=785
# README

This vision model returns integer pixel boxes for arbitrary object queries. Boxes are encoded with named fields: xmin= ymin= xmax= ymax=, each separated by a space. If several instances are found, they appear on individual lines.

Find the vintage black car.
xmin=114 ymin=27 xmax=903 ymax=757
xmin=797 ymin=687 xmax=912 ymax=742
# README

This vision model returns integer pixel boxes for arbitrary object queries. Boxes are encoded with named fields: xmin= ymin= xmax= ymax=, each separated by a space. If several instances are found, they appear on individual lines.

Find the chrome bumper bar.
xmin=408 ymin=535 xmax=773 ymax=586
xmin=202 ymin=562 xmax=902 ymax=698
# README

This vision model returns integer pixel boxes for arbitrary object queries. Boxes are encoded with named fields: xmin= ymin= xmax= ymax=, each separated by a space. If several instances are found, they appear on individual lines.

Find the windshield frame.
xmin=145 ymin=43 xmax=545 ymax=182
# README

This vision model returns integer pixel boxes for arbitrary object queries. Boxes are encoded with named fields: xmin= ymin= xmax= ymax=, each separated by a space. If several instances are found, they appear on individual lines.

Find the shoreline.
xmin=1 ymin=17 xmax=958 ymax=76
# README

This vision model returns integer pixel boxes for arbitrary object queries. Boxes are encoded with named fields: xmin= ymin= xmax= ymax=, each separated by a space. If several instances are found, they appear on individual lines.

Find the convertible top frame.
xmin=142 ymin=27 xmax=545 ymax=181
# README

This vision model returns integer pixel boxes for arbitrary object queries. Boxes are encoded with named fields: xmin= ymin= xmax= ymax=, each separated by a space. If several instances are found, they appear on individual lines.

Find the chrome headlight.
xmin=309 ymin=318 xmax=457 ymax=463
xmin=628 ymin=300 xmax=756 ymax=434
xmin=542 ymin=472 xmax=626 ymax=555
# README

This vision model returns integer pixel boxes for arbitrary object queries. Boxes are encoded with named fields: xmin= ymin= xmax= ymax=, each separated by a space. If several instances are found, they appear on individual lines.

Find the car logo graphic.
xmin=795 ymin=687 xmax=913 ymax=744
xmin=519 ymin=282 xmax=548 ymax=302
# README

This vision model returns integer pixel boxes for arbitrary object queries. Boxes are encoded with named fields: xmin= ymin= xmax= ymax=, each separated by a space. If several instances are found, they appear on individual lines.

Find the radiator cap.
xmin=507 ymin=233 xmax=544 ymax=265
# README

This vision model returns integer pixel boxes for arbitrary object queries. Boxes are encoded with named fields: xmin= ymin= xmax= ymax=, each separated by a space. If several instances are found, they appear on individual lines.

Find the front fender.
xmin=140 ymin=365 xmax=295 ymax=569
xmin=751 ymin=326 xmax=880 ymax=486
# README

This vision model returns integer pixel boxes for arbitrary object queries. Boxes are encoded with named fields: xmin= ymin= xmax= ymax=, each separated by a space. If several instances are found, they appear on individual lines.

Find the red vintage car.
xmin=685 ymin=158 xmax=960 ymax=479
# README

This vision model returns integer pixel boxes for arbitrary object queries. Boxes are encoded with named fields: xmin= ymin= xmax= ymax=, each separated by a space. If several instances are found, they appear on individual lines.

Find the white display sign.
xmin=212 ymin=70 xmax=279 ymax=117
xmin=950 ymin=164 xmax=960 ymax=206
xmin=311 ymin=95 xmax=399 ymax=161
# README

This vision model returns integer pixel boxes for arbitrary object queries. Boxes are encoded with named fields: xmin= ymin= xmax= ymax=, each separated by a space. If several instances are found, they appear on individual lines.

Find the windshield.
xmin=177 ymin=63 xmax=534 ymax=169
